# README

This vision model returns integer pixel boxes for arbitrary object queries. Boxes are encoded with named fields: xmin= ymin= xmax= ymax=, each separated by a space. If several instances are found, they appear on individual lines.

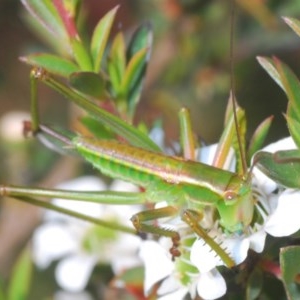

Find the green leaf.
xmin=70 ymin=37 xmax=93 ymax=71
xmin=127 ymin=23 xmax=152 ymax=59
xmin=258 ymin=56 xmax=300 ymax=146
xmin=126 ymin=23 xmax=152 ymax=115
xmin=69 ymin=72 xmax=107 ymax=99
xmin=247 ymin=116 xmax=273 ymax=164
xmin=246 ymin=268 xmax=263 ymax=300
xmin=280 ymin=246 xmax=300 ymax=300
xmin=20 ymin=53 xmax=80 ymax=77
xmin=286 ymin=115 xmax=300 ymax=149
xmin=91 ymin=5 xmax=119 ymax=73
xmin=257 ymin=56 xmax=284 ymax=90
xmin=283 ymin=17 xmax=300 ymax=38
xmin=254 ymin=150 xmax=300 ymax=188
xmin=275 ymin=58 xmax=300 ymax=123
xmin=21 ymin=0 xmax=68 ymax=42
xmin=108 ymin=32 xmax=126 ymax=94
xmin=121 ymin=48 xmax=148 ymax=98
xmin=7 ymin=247 xmax=32 ymax=300
xmin=81 ymin=115 xmax=115 ymax=140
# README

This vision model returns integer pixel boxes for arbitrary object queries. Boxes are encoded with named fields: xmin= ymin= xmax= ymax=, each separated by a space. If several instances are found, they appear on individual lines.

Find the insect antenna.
xmin=229 ymin=0 xmax=248 ymax=178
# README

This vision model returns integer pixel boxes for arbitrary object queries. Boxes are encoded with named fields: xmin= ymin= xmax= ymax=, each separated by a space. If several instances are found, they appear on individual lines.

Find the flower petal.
xmin=252 ymin=168 xmax=277 ymax=195
xmin=248 ymin=227 xmax=267 ymax=253
xmin=54 ymin=290 xmax=93 ymax=300
xmin=32 ymin=223 xmax=77 ymax=268
xmin=158 ymin=287 xmax=188 ymax=300
xmin=197 ymin=269 xmax=226 ymax=300
xmin=263 ymin=136 xmax=296 ymax=152
xmin=223 ymin=237 xmax=250 ymax=265
xmin=198 ymin=144 xmax=235 ymax=171
xmin=55 ymin=254 xmax=97 ymax=292
xmin=190 ymin=238 xmax=221 ymax=272
xmin=139 ymin=241 xmax=174 ymax=296
xmin=198 ymin=144 xmax=218 ymax=165
xmin=157 ymin=275 xmax=183 ymax=295
xmin=110 ymin=234 xmax=141 ymax=274
xmin=265 ymin=190 xmax=300 ymax=236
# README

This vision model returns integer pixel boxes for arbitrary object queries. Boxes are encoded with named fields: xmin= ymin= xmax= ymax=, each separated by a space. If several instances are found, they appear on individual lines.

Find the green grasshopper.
xmin=0 ymin=0 xmax=272 ymax=270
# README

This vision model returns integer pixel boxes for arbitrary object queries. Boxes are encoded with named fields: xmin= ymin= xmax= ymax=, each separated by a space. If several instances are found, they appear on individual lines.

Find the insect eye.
xmin=224 ymin=191 xmax=238 ymax=202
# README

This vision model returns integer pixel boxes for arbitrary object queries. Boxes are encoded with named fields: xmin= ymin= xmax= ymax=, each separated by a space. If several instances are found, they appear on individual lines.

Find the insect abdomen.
xmin=74 ymin=138 xmax=235 ymax=203
xmin=74 ymin=138 xmax=177 ymax=187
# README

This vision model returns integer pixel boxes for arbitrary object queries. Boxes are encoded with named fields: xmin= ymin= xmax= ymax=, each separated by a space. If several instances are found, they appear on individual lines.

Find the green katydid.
xmin=0 ymin=66 xmax=271 ymax=268
xmin=0 ymin=0 xmax=274 ymax=270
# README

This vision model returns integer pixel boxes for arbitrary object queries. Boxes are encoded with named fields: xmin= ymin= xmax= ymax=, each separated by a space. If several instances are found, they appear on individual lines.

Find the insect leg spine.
xmin=182 ymin=209 xmax=235 ymax=267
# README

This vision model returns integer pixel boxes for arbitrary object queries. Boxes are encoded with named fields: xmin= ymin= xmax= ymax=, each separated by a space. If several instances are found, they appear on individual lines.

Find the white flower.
xmin=139 ymin=240 xmax=226 ymax=300
xmin=32 ymin=176 xmax=142 ymax=292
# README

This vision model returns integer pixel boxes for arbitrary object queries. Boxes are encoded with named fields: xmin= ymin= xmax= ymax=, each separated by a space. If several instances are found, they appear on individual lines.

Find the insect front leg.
xmin=182 ymin=209 xmax=235 ymax=268
xmin=130 ymin=206 xmax=181 ymax=259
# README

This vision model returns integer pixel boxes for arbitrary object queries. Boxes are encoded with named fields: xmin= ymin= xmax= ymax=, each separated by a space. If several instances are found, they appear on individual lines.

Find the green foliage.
xmin=90 ymin=5 xmax=119 ymax=73
xmin=255 ymin=18 xmax=300 ymax=187
xmin=21 ymin=1 xmax=152 ymax=123
xmin=254 ymin=150 xmax=300 ymax=188
xmin=7 ymin=248 xmax=32 ymax=300
xmin=280 ymin=246 xmax=300 ymax=300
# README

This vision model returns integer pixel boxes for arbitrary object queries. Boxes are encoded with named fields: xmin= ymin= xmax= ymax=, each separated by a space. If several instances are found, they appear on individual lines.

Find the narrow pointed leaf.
xmin=283 ymin=17 xmax=300 ymax=38
xmin=126 ymin=23 xmax=152 ymax=114
xmin=20 ymin=53 xmax=79 ymax=77
xmin=91 ymin=5 xmax=119 ymax=73
xmin=71 ymin=38 xmax=93 ymax=71
xmin=258 ymin=56 xmax=300 ymax=145
xmin=275 ymin=58 xmax=300 ymax=121
xmin=21 ymin=0 xmax=67 ymax=41
xmin=286 ymin=115 xmax=300 ymax=149
xmin=127 ymin=23 xmax=152 ymax=59
xmin=121 ymin=48 xmax=148 ymax=97
xmin=69 ymin=72 xmax=106 ymax=99
xmin=108 ymin=32 xmax=126 ymax=94
xmin=254 ymin=150 xmax=300 ymax=188
xmin=247 ymin=116 xmax=273 ymax=164
xmin=257 ymin=56 xmax=284 ymax=90
xmin=280 ymin=246 xmax=300 ymax=300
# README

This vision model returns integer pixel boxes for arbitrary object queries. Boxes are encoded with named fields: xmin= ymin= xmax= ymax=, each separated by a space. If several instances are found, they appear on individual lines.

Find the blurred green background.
xmin=1 ymin=0 xmax=300 ymax=299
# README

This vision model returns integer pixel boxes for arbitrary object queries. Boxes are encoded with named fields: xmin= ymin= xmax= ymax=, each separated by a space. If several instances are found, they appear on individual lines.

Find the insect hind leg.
xmin=131 ymin=206 xmax=181 ymax=259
